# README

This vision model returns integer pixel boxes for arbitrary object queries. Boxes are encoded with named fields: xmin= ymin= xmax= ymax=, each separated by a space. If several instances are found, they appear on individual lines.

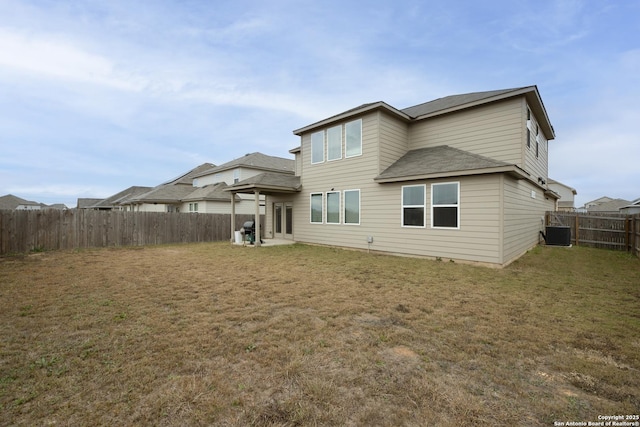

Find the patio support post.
xmin=230 ymin=192 xmax=236 ymax=243
xmin=254 ymin=190 xmax=261 ymax=247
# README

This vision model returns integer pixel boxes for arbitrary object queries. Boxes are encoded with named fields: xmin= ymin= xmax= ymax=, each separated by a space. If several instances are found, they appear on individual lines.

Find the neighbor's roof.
xmin=161 ymin=163 xmax=217 ymax=186
xmin=0 ymin=194 xmax=39 ymax=209
xmin=130 ymin=184 xmax=196 ymax=203
xmin=374 ymin=146 xmax=529 ymax=183
xmin=225 ymin=172 xmax=301 ymax=194
xmin=91 ymin=186 xmax=153 ymax=208
xmin=294 ymin=86 xmax=555 ymax=140
xmin=194 ymin=152 xmax=294 ymax=178
xmin=181 ymin=183 xmax=239 ymax=202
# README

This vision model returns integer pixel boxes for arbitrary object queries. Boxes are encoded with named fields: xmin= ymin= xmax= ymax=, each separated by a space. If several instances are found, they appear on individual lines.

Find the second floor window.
xmin=310 ymin=119 xmax=362 ymax=164
xmin=311 ymin=131 xmax=324 ymax=164
xmin=327 ymin=126 xmax=342 ymax=161
xmin=345 ymin=119 xmax=362 ymax=158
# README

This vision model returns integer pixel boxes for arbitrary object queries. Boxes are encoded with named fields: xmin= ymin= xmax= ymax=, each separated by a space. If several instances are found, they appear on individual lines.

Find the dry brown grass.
xmin=1 ymin=243 xmax=639 ymax=426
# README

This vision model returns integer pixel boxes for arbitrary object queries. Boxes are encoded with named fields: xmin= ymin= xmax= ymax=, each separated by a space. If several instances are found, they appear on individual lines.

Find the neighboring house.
xmin=193 ymin=152 xmax=296 ymax=215
xmin=77 ymin=187 xmax=152 ymax=210
xmin=77 ymin=198 xmax=104 ymax=209
xmin=0 ymin=194 xmax=41 ymax=210
xmin=547 ymin=179 xmax=577 ymax=211
xmin=226 ymin=86 xmax=559 ymax=266
xmin=122 ymin=163 xmax=215 ymax=212
xmin=585 ymin=197 xmax=632 ymax=213
xmin=582 ymin=196 xmax=613 ymax=210
xmin=619 ymin=198 xmax=640 ymax=215
xmin=1 ymin=194 xmax=66 ymax=210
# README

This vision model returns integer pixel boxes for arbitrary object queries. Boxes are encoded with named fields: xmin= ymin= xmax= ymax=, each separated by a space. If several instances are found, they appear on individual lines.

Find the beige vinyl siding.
xmin=378 ymin=111 xmax=409 ymax=173
xmin=294 ymin=152 xmax=301 ymax=176
xmin=295 ymin=173 xmax=503 ymax=264
xmin=293 ymin=113 xmax=380 ymax=249
xmin=408 ymin=98 xmax=523 ymax=165
xmin=523 ymin=104 xmax=549 ymax=182
xmin=502 ymin=176 xmax=554 ymax=264
xmin=365 ymin=175 xmax=502 ymax=264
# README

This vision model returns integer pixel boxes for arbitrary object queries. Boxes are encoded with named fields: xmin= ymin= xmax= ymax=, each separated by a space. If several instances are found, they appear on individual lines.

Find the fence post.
xmin=575 ymin=214 xmax=579 ymax=246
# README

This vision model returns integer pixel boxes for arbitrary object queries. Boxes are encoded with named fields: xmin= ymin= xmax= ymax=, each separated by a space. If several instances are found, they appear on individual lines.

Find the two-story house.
xmin=227 ymin=86 xmax=558 ymax=266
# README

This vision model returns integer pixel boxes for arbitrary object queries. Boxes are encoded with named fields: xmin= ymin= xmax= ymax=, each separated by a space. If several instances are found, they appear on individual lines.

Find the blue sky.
xmin=1 ymin=0 xmax=638 ymax=208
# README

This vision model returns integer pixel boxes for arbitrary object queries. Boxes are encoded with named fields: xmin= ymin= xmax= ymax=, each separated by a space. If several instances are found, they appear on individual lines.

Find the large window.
xmin=432 ymin=182 xmax=459 ymax=228
xmin=326 ymin=191 xmax=340 ymax=223
xmin=345 ymin=119 xmax=362 ymax=158
xmin=310 ymin=193 xmax=323 ymax=223
xmin=344 ymin=190 xmax=360 ymax=225
xmin=311 ymin=131 xmax=324 ymax=164
xmin=402 ymin=185 xmax=425 ymax=227
xmin=327 ymin=125 xmax=342 ymax=161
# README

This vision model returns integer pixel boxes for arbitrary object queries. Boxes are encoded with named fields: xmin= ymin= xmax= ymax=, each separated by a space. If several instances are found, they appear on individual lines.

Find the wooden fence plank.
xmin=0 ymin=210 xmax=259 ymax=255
xmin=547 ymin=211 xmax=640 ymax=257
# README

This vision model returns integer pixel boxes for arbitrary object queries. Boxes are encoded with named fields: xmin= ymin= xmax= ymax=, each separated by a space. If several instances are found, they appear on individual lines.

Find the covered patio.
xmin=225 ymin=172 xmax=301 ymax=247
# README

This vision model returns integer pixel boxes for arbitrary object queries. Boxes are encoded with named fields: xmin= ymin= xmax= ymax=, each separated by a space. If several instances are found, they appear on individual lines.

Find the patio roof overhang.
xmin=223 ymin=172 xmax=301 ymax=195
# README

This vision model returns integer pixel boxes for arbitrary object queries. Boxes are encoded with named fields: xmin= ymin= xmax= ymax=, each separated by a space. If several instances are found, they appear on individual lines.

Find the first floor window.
xmin=344 ymin=189 xmax=360 ymax=225
xmin=326 ymin=191 xmax=340 ymax=223
xmin=189 ymin=202 xmax=198 ymax=212
xmin=402 ymin=185 xmax=425 ymax=227
xmin=310 ymin=193 xmax=323 ymax=223
xmin=432 ymin=182 xmax=459 ymax=228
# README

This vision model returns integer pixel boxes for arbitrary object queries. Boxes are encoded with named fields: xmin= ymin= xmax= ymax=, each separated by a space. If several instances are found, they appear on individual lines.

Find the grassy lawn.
xmin=1 ymin=242 xmax=639 ymax=426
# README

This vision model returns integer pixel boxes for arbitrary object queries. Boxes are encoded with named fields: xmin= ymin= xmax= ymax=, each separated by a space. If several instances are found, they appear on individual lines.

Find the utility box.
xmin=545 ymin=226 xmax=571 ymax=246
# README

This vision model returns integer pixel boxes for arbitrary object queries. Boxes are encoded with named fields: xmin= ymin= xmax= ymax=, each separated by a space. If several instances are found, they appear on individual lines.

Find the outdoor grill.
xmin=242 ymin=220 xmax=255 ymax=244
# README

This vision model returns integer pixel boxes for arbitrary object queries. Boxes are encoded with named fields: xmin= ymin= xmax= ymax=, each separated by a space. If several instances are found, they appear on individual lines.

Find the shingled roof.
xmin=401 ymin=87 xmax=532 ymax=118
xmin=375 ymin=146 xmax=527 ymax=183
xmin=225 ymin=172 xmax=301 ymax=194
xmin=195 ymin=153 xmax=294 ymax=177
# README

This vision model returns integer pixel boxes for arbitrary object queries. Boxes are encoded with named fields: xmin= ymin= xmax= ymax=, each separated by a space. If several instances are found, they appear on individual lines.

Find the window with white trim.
xmin=233 ymin=169 xmax=240 ymax=184
xmin=310 ymin=193 xmax=323 ymax=223
xmin=432 ymin=182 xmax=459 ymax=228
xmin=189 ymin=202 xmax=199 ymax=212
xmin=402 ymin=185 xmax=425 ymax=227
xmin=535 ymin=125 xmax=540 ymax=158
xmin=311 ymin=131 xmax=324 ymax=164
xmin=344 ymin=189 xmax=360 ymax=225
xmin=345 ymin=119 xmax=362 ymax=158
xmin=326 ymin=191 xmax=340 ymax=224
xmin=327 ymin=125 xmax=342 ymax=161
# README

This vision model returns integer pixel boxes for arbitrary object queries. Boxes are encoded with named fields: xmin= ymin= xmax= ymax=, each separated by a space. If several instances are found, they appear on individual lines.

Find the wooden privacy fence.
xmin=546 ymin=211 xmax=640 ymax=258
xmin=0 ymin=209 xmax=260 ymax=255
